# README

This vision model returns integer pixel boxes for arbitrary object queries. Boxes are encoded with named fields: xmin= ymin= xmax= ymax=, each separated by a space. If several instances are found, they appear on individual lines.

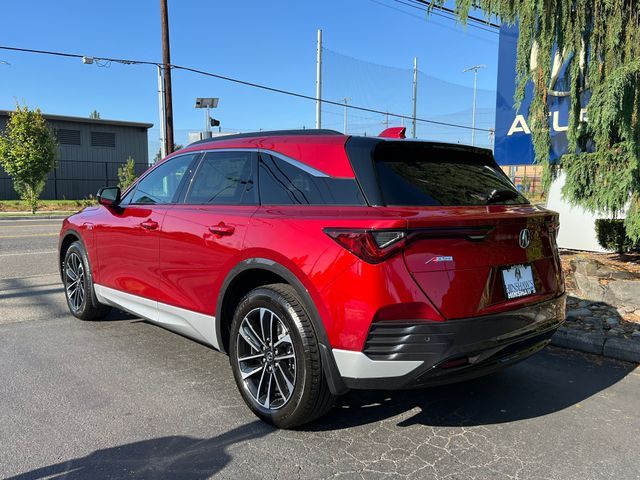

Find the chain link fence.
xmin=0 ymin=159 xmax=149 ymax=201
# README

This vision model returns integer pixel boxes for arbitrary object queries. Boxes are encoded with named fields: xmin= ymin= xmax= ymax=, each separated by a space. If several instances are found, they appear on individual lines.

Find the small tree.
xmin=89 ymin=110 xmax=101 ymax=119
xmin=0 ymin=105 xmax=57 ymax=213
xmin=117 ymin=157 xmax=137 ymax=190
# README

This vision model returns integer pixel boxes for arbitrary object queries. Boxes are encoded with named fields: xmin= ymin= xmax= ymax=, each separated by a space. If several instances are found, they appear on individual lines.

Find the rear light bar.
xmin=324 ymin=229 xmax=406 ymax=264
xmin=408 ymin=226 xmax=493 ymax=242
xmin=324 ymin=226 xmax=494 ymax=264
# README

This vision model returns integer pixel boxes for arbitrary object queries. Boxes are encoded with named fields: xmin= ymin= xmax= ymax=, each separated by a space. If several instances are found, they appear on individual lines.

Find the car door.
xmin=157 ymin=150 xmax=258 ymax=348
xmin=94 ymin=153 xmax=201 ymax=317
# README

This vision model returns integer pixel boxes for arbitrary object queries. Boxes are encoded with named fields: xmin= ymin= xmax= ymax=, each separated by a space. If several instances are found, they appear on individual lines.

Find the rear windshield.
xmin=373 ymin=144 xmax=528 ymax=206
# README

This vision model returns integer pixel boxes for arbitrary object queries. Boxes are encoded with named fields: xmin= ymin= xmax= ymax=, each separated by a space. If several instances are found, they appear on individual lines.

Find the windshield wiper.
xmin=485 ymin=188 xmax=520 ymax=204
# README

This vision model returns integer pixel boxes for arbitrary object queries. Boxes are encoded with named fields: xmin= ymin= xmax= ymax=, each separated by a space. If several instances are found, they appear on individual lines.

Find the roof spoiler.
xmin=378 ymin=127 xmax=406 ymax=139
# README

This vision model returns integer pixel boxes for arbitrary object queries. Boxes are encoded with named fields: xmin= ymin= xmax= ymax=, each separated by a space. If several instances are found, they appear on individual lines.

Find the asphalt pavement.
xmin=1 ymin=217 xmax=639 ymax=479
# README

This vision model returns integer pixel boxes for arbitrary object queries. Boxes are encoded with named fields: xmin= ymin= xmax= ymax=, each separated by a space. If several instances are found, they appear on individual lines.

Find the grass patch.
xmin=0 ymin=198 xmax=96 ymax=213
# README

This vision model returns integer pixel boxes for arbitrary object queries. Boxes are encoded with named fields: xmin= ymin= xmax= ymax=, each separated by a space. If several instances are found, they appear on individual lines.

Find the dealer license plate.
xmin=501 ymin=264 xmax=536 ymax=299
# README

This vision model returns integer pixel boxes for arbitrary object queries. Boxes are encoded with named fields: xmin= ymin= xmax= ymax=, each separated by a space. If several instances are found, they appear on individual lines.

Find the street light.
xmin=195 ymin=97 xmax=219 ymax=138
xmin=341 ymin=97 xmax=350 ymax=134
xmin=463 ymin=64 xmax=486 ymax=146
xmin=80 ymin=55 xmax=168 ymax=160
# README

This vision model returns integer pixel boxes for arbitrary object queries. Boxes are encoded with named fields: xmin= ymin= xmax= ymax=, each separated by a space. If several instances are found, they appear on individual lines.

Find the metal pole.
xmin=411 ymin=57 xmax=418 ymax=139
xmin=342 ymin=98 xmax=348 ymax=134
xmin=53 ymin=166 xmax=58 ymax=200
xmin=471 ymin=69 xmax=477 ymax=146
xmin=316 ymin=29 xmax=322 ymax=129
xmin=463 ymin=65 xmax=485 ymax=146
xmin=157 ymin=65 xmax=167 ymax=160
xmin=160 ymin=0 xmax=174 ymax=155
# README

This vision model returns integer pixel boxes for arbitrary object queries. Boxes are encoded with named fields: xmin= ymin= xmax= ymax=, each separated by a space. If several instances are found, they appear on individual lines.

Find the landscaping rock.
xmin=570 ymin=257 xmax=640 ymax=314
xmin=566 ymin=308 xmax=592 ymax=319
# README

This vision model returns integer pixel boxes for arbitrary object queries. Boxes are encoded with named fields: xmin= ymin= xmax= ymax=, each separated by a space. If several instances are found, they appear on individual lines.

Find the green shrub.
xmin=117 ymin=157 xmax=137 ymax=190
xmin=595 ymin=219 xmax=640 ymax=253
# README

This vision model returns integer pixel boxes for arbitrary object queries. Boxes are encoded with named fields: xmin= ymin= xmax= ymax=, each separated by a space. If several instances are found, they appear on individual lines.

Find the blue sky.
xmin=0 ymin=0 xmax=499 ymax=157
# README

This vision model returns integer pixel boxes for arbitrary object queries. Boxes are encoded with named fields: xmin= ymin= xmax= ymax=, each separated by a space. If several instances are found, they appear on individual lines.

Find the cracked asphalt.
xmin=1 ymin=218 xmax=639 ymax=479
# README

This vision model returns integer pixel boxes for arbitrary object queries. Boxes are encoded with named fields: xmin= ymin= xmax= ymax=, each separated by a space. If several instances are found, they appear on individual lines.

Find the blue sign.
xmin=494 ymin=25 xmax=575 ymax=165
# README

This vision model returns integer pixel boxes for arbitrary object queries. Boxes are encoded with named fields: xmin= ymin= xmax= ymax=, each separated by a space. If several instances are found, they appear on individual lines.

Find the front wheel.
xmin=63 ymin=241 xmax=111 ymax=321
xmin=229 ymin=284 xmax=336 ymax=428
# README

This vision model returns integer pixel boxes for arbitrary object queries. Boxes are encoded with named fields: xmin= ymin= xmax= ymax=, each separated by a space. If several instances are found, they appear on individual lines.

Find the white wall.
xmin=546 ymin=172 xmax=612 ymax=252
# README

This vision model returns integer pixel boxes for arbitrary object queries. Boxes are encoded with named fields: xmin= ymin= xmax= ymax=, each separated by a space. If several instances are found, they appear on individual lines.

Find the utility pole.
xmin=463 ymin=64 xmax=486 ymax=146
xmin=160 ymin=0 xmax=174 ymax=155
xmin=316 ymin=29 xmax=322 ymax=129
xmin=411 ymin=57 xmax=418 ymax=139
xmin=157 ymin=65 xmax=167 ymax=160
xmin=342 ymin=97 xmax=349 ymax=134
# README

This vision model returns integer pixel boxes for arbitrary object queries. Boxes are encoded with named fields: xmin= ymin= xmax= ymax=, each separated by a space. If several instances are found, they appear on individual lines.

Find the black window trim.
xmin=125 ymin=151 xmax=203 ymax=207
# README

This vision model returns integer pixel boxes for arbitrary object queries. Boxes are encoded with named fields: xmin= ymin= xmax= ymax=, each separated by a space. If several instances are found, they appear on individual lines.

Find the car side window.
xmin=258 ymin=154 xmax=365 ymax=206
xmin=185 ymin=151 xmax=257 ymax=205
xmin=130 ymin=154 xmax=198 ymax=205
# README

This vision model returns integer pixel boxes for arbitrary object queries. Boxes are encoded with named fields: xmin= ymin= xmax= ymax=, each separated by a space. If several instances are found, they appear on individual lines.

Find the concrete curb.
xmin=551 ymin=327 xmax=640 ymax=363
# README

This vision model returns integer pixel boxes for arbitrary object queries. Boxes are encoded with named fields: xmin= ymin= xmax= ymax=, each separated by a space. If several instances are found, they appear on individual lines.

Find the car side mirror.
xmin=97 ymin=187 xmax=121 ymax=207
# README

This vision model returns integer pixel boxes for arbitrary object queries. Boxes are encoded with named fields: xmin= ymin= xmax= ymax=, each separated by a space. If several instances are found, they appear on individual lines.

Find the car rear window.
xmin=373 ymin=144 xmax=528 ymax=206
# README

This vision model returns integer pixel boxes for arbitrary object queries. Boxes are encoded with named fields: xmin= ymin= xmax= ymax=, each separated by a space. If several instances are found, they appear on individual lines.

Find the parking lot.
xmin=0 ymin=217 xmax=639 ymax=479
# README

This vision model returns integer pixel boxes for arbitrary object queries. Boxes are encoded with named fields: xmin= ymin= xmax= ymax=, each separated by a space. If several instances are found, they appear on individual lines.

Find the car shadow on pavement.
xmin=6 ymin=421 xmax=272 ymax=480
xmin=306 ymin=347 xmax=636 ymax=431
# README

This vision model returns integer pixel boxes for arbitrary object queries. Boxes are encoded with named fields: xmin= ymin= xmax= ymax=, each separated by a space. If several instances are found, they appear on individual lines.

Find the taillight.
xmin=324 ymin=229 xmax=406 ymax=264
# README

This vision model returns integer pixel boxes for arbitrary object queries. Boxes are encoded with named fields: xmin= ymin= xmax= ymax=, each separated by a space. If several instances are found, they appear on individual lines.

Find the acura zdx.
xmin=59 ymin=128 xmax=565 ymax=428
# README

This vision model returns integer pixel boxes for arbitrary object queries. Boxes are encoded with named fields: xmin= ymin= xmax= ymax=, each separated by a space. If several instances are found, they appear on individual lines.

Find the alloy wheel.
xmin=65 ymin=252 xmax=85 ymax=312
xmin=236 ymin=307 xmax=297 ymax=410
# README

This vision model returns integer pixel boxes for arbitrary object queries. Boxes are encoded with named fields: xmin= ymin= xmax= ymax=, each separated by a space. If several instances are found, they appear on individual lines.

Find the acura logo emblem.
xmin=519 ymin=229 xmax=531 ymax=249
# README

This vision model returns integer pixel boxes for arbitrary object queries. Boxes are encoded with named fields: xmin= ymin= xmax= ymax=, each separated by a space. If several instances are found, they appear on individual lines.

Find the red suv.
xmin=59 ymin=129 xmax=565 ymax=428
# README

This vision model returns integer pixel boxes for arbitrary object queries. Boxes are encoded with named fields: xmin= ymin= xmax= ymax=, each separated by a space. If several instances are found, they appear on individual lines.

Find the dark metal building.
xmin=0 ymin=111 xmax=152 ymax=200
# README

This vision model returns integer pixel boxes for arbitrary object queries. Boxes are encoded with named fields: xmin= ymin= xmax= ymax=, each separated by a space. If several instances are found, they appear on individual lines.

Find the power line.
xmin=0 ymin=44 xmax=491 ymax=133
xmin=364 ymin=0 xmax=497 ymax=40
xmin=390 ymin=0 xmax=498 ymax=34
xmin=408 ymin=0 xmax=500 ymax=29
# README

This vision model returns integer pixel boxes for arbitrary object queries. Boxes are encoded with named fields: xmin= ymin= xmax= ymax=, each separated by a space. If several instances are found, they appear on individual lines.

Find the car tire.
xmin=229 ymin=283 xmax=336 ymax=428
xmin=63 ymin=241 xmax=111 ymax=321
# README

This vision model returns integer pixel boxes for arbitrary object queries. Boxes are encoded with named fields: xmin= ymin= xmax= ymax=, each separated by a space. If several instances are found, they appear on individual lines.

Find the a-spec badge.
xmin=425 ymin=255 xmax=454 ymax=264
xmin=519 ymin=228 xmax=531 ymax=249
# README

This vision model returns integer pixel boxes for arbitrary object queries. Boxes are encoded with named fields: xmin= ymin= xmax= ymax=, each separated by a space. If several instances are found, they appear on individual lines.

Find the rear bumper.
xmin=334 ymin=294 xmax=566 ymax=390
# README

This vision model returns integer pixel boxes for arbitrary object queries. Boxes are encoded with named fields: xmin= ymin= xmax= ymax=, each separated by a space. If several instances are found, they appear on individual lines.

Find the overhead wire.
xmin=391 ymin=0 xmax=498 ymax=34
xmin=0 ymin=44 xmax=491 ymax=133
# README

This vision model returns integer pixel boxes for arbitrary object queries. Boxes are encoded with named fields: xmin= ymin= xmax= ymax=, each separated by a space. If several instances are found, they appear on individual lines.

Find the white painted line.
xmin=0 ymin=233 xmax=58 ymax=239
xmin=0 ymin=250 xmax=57 ymax=257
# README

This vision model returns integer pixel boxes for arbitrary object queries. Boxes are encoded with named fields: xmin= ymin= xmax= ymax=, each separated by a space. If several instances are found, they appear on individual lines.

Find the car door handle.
xmin=208 ymin=223 xmax=235 ymax=236
xmin=140 ymin=220 xmax=159 ymax=230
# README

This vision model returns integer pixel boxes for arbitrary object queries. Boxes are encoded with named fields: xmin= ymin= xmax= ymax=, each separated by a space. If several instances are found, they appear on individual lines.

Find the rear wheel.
xmin=229 ymin=283 xmax=335 ymax=428
xmin=63 ymin=242 xmax=111 ymax=320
